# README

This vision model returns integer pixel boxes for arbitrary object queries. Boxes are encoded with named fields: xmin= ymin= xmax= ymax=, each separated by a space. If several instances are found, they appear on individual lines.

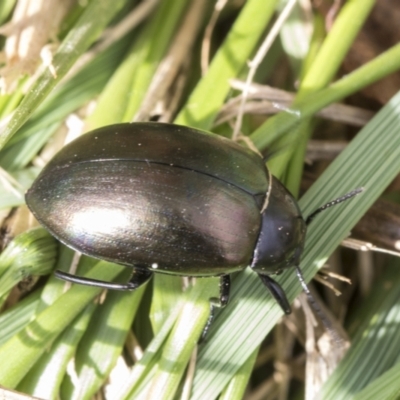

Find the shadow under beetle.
xmin=25 ymin=122 xmax=361 ymax=336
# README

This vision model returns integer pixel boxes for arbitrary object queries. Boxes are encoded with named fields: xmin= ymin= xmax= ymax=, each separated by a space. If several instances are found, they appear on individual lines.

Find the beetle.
xmin=25 ymin=122 xmax=360 ymax=334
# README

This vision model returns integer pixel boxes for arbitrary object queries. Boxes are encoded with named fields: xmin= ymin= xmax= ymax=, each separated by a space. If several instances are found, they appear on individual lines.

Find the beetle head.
xmin=251 ymin=176 xmax=306 ymax=275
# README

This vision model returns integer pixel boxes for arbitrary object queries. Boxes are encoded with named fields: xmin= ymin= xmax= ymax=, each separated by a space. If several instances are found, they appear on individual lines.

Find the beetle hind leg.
xmin=200 ymin=275 xmax=230 ymax=342
xmin=54 ymin=268 xmax=153 ymax=290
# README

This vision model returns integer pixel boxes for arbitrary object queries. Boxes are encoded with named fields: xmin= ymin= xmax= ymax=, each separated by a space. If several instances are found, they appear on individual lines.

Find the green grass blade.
xmin=271 ymin=0 xmax=374 ymax=194
xmin=65 ymin=275 xmax=147 ymax=400
xmin=352 ymin=363 xmax=400 ymax=400
xmin=0 ymin=123 xmax=61 ymax=172
xmin=0 ymin=290 xmax=41 ymax=346
xmin=121 ymin=0 xmax=189 ymax=121
xmin=0 ymin=168 xmax=38 ymax=209
xmin=150 ymin=274 xmax=183 ymax=334
xmin=146 ymin=279 xmax=214 ymax=400
xmin=175 ymin=0 xmax=278 ymax=130
xmin=86 ymin=0 xmax=188 ymax=128
xmin=250 ymin=42 xmax=400 ymax=152
xmin=0 ymin=35 xmax=130 ymax=171
xmin=300 ymin=0 xmax=375 ymax=92
xmin=0 ymin=0 xmax=15 ymax=24
xmin=319 ymin=263 xmax=400 ymax=399
xmin=0 ymin=261 xmax=126 ymax=388
xmin=17 ymin=303 xmax=96 ymax=399
xmin=219 ymin=347 xmax=259 ymax=400
xmin=118 ymin=303 xmax=183 ymax=398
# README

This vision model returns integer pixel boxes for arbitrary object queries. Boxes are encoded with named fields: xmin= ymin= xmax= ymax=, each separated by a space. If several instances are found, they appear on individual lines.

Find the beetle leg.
xmin=200 ymin=274 xmax=231 ymax=342
xmin=54 ymin=268 xmax=153 ymax=290
xmin=257 ymin=274 xmax=291 ymax=315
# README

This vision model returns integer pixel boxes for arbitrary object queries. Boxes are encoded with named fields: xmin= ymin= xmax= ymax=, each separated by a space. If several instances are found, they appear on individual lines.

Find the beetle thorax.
xmin=251 ymin=176 xmax=306 ymax=275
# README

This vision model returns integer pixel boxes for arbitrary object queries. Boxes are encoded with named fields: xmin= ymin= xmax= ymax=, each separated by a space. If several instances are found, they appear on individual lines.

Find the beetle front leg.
xmin=258 ymin=274 xmax=291 ymax=315
xmin=201 ymin=274 xmax=230 ymax=342
xmin=54 ymin=267 xmax=153 ymax=290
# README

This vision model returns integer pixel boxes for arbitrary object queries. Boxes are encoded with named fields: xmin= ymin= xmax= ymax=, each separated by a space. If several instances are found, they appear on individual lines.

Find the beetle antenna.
xmin=295 ymin=265 xmax=343 ymax=344
xmin=305 ymin=187 xmax=363 ymax=225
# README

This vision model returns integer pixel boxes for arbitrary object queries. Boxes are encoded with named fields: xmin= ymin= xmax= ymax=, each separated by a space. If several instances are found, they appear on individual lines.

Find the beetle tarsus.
xmin=200 ymin=275 xmax=230 ymax=342
xmin=294 ymin=265 xmax=343 ymax=344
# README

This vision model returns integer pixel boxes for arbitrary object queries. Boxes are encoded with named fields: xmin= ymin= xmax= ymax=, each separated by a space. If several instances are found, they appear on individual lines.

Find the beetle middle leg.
xmin=54 ymin=267 xmax=153 ymax=290
xmin=201 ymin=274 xmax=230 ymax=341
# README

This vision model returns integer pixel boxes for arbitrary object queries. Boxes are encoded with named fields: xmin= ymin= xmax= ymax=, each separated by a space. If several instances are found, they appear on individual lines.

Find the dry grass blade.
xmin=218 ymin=80 xmax=374 ymax=127
xmin=0 ymin=0 xmax=74 ymax=92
